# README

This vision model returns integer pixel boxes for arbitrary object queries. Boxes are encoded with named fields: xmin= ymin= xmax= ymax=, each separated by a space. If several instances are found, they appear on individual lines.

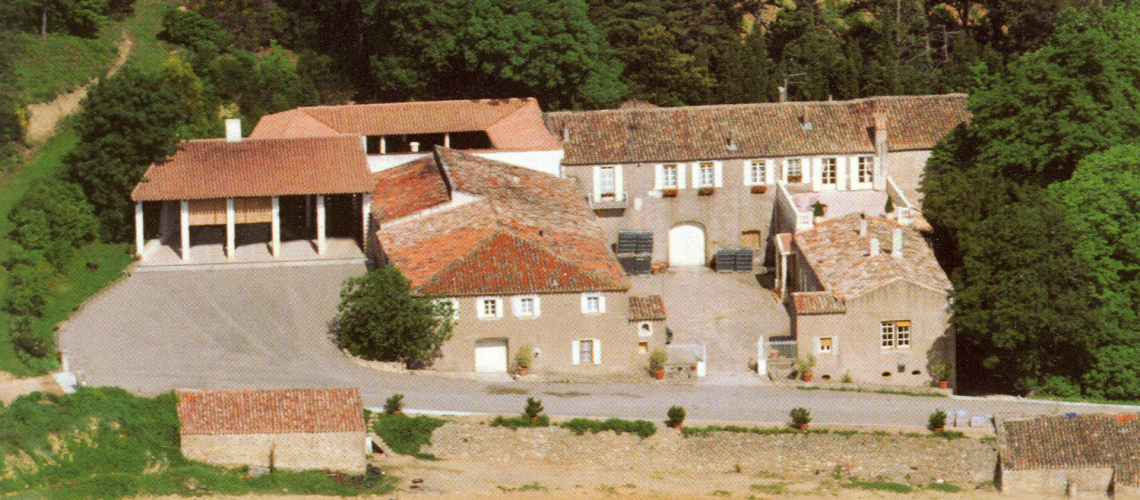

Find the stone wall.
xmin=422 ymin=423 xmax=996 ymax=487
xmin=999 ymin=467 xmax=1115 ymax=498
xmin=182 ymin=431 xmax=365 ymax=474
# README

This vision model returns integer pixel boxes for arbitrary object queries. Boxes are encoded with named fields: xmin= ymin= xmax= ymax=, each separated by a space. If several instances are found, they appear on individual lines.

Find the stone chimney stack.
xmin=225 ymin=118 xmax=242 ymax=142
xmin=778 ymin=86 xmax=787 ymax=103
xmin=892 ymin=228 xmax=904 ymax=259
xmin=562 ymin=125 xmax=571 ymax=142
xmin=859 ymin=216 xmax=867 ymax=237
xmin=873 ymin=113 xmax=889 ymax=190
xmin=870 ymin=238 xmax=880 ymax=257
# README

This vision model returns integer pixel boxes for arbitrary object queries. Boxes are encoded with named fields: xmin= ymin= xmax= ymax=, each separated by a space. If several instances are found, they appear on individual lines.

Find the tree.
xmin=1054 ymin=145 xmax=1140 ymax=400
xmin=8 ymin=179 xmax=99 ymax=269
xmin=333 ymin=267 xmax=454 ymax=369
xmin=64 ymin=67 xmax=186 ymax=242
xmin=714 ymin=28 xmax=776 ymax=104
xmin=623 ymin=25 xmax=715 ymax=106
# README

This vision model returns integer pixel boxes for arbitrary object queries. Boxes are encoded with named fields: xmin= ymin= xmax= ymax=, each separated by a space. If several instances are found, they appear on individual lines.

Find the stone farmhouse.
xmin=176 ymin=388 xmax=369 ymax=474
xmin=129 ymin=95 xmax=967 ymax=383
xmin=775 ymin=214 xmax=953 ymax=386
xmin=996 ymin=413 xmax=1140 ymax=498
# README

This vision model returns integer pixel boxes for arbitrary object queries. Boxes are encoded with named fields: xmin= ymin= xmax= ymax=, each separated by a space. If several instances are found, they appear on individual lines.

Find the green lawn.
xmin=116 ymin=0 xmax=181 ymax=73
xmin=10 ymin=28 xmax=119 ymax=104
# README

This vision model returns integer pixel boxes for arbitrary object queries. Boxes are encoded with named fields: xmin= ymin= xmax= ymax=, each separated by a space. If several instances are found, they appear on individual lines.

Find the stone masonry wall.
xmin=423 ymin=423 xmax=997 ymax=487
xmin=182 ymin=431 xmax=365 ymax=474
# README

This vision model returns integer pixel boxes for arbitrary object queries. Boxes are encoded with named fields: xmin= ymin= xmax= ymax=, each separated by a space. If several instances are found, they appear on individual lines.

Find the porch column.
xmin=225 ymin=198 xmax=235 ymax=258
xmin=361 ymin=194 xmax=371 ymax=252
xmin=134 ymin=201 xmax=145 ymax=257
xmin=179 ymin=200 xmax=190 ymax=261
xmin=317 ymin=194 xmax=327 ymax=255
xmin=271 ymin=196 xmax=280 ymax=257
xmin=444 ymin=133 xmax=450 ymax=148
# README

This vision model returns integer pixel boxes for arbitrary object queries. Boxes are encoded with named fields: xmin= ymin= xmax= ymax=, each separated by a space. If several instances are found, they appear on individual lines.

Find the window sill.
xmin=697 ymin=187 xmax=715 ymax=196
xmin=661 ymin=189 xmax=678 ymax=198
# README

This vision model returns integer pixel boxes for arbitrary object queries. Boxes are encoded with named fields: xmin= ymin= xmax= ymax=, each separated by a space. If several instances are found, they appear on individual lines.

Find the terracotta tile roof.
xmin=371 ymin=156 xmax=451 ymax=223
xmin=999 ymin=413 xmax=1140 ymax=486
xmin=377 ymin=148 xmax=629 ymax=296
xmin=176 ymin=388 xmax=366 ymax=435
xmin=629 ymin=295 xmax=666 ymax=321
xmin=544 ymin=94 xmax=968 ymax=165
xmin=251 ymin=98 xmax=561 ymax=151
xmin=792 ymin=291 xmax=847 ymax=315
xmin=793 ymin=213 xmax=951 ymax=299
xmin=131 ymin=136 xmax=374 ymax=201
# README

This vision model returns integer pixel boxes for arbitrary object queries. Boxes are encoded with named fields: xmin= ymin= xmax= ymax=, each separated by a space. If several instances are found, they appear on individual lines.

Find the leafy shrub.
xmin=884 ymin=196 xmax=895 ymax=213
xmin=489 ymin=415 xmax=551 ymax=429
xmin=812 ymin=200 xmax=826 ymax=217
xmin=666 ymin=405 xmax=685 ymax=427
xmin=383 ymin=394 xmax=404 ymax=415
xmin=649 ymin=348 xmax=667 ymax=372
xmin=931 ymin=363 xmax=953 ymax=381
xmin=159 ymin=9 xmax=234 ymax=55
xmin=928 ymin=409 xmax=948 ymax=431
xmin=513 ymin=345 xmax=533 ymax=370
xmin=10 ymin=315 xmax=51 ymax=358
xmin=559 ymin=418 xmax=656 ymax=439
xmin=790 ymin=407 xmax=811 ymax=427
xmin=843 ymin=480 xmax=913 ymax=493
xmin=523 ymin=397 xmax=544 ymax=420
xmin=372 ymin=413 xmax=447 ymax=460
xmin=8 ymin=179 xmax=99 ymax=269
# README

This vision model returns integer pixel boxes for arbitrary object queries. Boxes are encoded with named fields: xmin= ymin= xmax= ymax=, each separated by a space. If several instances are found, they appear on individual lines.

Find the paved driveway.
xmin=629 ymin=267 xmax=789 ymax=380
xmin=58 ymin=264 xmax=1127 ymax=427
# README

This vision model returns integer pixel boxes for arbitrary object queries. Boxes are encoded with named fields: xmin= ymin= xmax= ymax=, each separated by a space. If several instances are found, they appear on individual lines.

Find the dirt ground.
xmin=0 ymin=371 xmax=63 ymax=405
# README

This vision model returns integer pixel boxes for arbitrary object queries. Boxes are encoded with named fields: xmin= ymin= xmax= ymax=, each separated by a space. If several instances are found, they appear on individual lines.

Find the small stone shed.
xmin=996 ymin=413 xmax=1140 ymax=498
xmin=176 ymin=387 xmax=368 ymax=474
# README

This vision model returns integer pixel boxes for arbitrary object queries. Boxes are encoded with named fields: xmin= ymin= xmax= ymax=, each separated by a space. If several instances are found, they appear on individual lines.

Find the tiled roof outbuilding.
xmin=629 ymin=296 xmax=667 ymax=321
xmin=544 ymin=94 xmax=968 ymax=165
xmin=999 ymin=413 xmax=1140 ymax=486
xmin=176 ymin=388 xmax=366 ymax=435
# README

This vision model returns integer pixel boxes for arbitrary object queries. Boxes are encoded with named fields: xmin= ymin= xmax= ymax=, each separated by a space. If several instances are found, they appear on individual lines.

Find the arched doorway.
xmin=669 ymin=223 xmax=706 ymax=266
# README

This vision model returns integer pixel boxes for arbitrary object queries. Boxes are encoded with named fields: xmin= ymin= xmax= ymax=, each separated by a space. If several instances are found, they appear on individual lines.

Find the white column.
xmin=225 ymin=198 xmax=235 ymax=258
xmin=361 ymin=194 xmax=371 ymax=252
xmin=271 ymin=196 xmax=281 ymax=258
xmin=444 ymin=133 xmax=450 ymax=148
xmin=134 ymin=202 xmax=145 ymax=257
xmin=317 ymin=194 xmax=327 ymax=255
xmin=757 ymin=336 xmax=767 ymax=376
xmin=179 ymin=200 xmax=190 ymax=261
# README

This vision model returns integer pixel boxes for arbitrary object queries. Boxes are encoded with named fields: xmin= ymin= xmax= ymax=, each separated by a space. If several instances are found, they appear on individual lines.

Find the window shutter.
xmin=765 ymin=159 xmax=775 ymax=185
xmin=571 ymin=341 xmax=580 ymax=365
xmin=742 ymin=162 xmax=752 ymax=186
xmin=690 ymin=163 xmax=700 ymax=188
xmin=598 ymin=295 xmax=606 ymax=313
xmin=836 ymin=157 xmax=847 ymax=191
xmin=594 ymin=166 xmax=605 ymax=200
xmin=811 ymin=158 xmax=822 ymax=191
xmin=533 ymin=296 xmax=541 ymax=317
xmin=677 ymin=164 xmax=686 ymax=189
xmin=654 ymin=164 xmax=664 ymax=190
xmin=714 ymin=162 xmax=723 ymax=187
xmin=614 ymin=165 xmax=624 ymax=201
xmin=592 ymin=339 xmax=601 ymax=365
xmin=580 ymin=294 xmax=588 ymax=313
xmin=511 ymin=297 xmax=521 ymax=317
xmin=495 ymin=298 xmax=504 ymax=318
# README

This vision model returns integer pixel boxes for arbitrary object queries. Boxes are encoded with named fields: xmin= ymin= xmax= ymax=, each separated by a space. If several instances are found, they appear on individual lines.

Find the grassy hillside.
xmin=0 ymin=387 xmax=395 ymax=499
xmin=9 ymin=28 xmax=119 ymax=105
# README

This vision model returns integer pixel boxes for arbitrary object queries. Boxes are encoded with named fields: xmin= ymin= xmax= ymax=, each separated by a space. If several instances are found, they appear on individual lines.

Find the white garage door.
xmin=669 ymin=224 xmax=706 ymax=266
xmin=474 ymin=339 xmax=508 ymax=373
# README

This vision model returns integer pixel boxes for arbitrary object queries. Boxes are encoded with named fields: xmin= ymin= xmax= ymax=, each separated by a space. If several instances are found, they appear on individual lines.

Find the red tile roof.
xmin=629 ymin=296 xmax=666 ymax=321
xmin=251 ymin=98 xmax=561 ymax=151
xmin=544 ymin=94 xmax=968 ymax=165
xmin=999 ymin=413 xmax=1140 ymax=486
xmin=792 ymin=291 xmax=847 ymax=315
xmin=793 ymin=213 xmax=952 ymax=299
xmin=377 ymin=148 xmax=629 ymax=296
xmin=371 ymin=156 xmax=452 ymax=223
xmin=176 ymin=388 xmax=366 ymax=435
xmin=131 ymin=136 xmax=375 ymax=201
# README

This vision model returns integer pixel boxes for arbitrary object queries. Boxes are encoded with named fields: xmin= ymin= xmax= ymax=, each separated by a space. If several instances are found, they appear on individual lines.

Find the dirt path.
xmin=24 ymin=30 xmax=134 ymax=144
xmin=0 ymin=371 xmax=63 ymax=404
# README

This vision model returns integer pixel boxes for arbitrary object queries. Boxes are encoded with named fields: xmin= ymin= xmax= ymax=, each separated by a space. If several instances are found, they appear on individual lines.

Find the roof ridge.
xmin=546 ymin=94 xmax=967 ymax=117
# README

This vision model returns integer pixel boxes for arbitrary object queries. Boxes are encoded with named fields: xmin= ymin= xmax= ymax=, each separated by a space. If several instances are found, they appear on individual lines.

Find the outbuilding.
xmin=176 ymin=388 xmax=368 ymax=474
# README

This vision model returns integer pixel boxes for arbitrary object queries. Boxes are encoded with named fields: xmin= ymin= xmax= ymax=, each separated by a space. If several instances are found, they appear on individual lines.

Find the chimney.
xmin=562 ymin=125 xmax=571 ymax=142
xmin=225 ymin=118 xmax=242 ymax=142
xmin=859 ymin=217 xmax=867 ymax=237
xmin=800 ymin=106 xmax=813 ymax=131
xmin=873 ymin=113 xmax=889 ymax=190
xmin=778 ymin=86 xmax=787 ymax=103
xmin=726 ymin=132 xmax=738 ymax=151
xmin=870 ymin=238 xmax=880 ymax=257
xmin=410 ymin=141 xmax=420 ymax=152
xmin=892 ymin=228 xmax=904 ymax=259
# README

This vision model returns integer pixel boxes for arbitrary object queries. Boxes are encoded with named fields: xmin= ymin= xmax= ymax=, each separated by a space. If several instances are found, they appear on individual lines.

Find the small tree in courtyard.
xmin=333 ymin=267 xmax=454 ymax=368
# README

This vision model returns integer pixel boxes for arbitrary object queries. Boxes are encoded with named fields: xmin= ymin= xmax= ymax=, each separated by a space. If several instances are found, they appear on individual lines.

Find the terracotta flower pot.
xmin=938 ymin=380 xmax=949 ymax=389
xmin=751 ymin=185 xmax=767 ymax=194
xmin=654 ymin=369 xmax=665 ymax=380
xmin=796 ymin=424 xmax=808 ymax=431
xmin=802 ymin=373 xmax=813 ymax=382
xmin=517 ymin=367 xmax=529 ymax=376
xmin=670 ymin=422 xmax=683 ymax=429
xmin=662 ymin=189 xmax=678 ymax=198
xmin=932 ymin=427 xmax=944 ymax=433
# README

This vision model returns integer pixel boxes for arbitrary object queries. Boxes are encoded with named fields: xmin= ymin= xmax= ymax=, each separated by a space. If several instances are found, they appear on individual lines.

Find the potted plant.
xmin=931 ymin=364 xmax=952 ymax=389
xmin=751 ymin=185 xmax=767 ymax=194
xmin=662 ymin=188 xmax=678 ymax=198
xmin=666 ymin=405 xmax=686 ymax=429
xmin=514 ymin=345 xmax=533 ymax=376
xmin=790 ymin=407 xmax=811 ymax=431
xmin=524 ymin=397 xmax=544 ymax=422
xmin=812 ymin=201 xmax=827 ymax=222
xmin=884 ymin=196 xmax=895 ymax=219
xmin=649 ymin=348 xmax=668 ymax=380
xmin=795 ymin=354 xmax=816 ymax=382
xmin=928 ymin=409 xmax=947 ymax=433
xmin=698 ymin=187 xmax=715 ymax=196
xmin=383 ymin=394 xmax=404 ymax=415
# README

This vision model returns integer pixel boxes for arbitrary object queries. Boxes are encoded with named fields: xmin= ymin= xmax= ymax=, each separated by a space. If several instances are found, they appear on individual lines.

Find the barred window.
xmin=858 ymin=156 xmax=874 ymax=183
xmin=822 ymin=158 xmax=837 ymax=185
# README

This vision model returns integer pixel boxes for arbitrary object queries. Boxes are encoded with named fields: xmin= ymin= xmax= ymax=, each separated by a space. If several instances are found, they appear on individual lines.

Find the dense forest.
xmin=2 ymin=0 xmax=1139 ymax=401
